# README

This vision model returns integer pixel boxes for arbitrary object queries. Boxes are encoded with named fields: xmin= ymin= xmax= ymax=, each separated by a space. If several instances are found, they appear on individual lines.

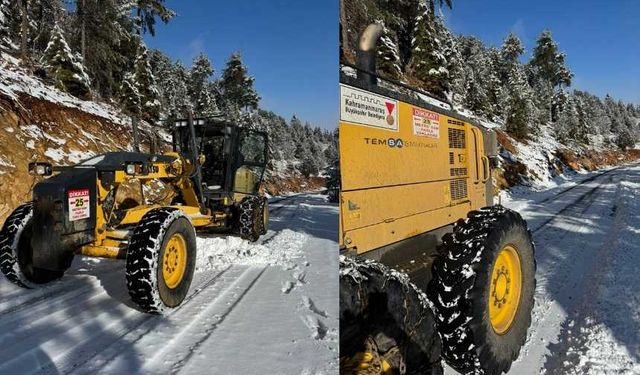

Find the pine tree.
xmin=132 ymin=43 xmax=161 ymax=122
xmin=616 ymin=124 xmax=635 ymax=150
xmin=0 ymin=0 xmax=10 ymax=47
xmin=300 ymin=147 xmax=321 ymax=177
xmin=500 ymin=33 xmax=524 ymax=67
xmin=133 ymin=0 xmax=175 ymax=36
xmin=2 ymin=0 xmax=62 ymax=58
xmin=188 ymin=53 xmax=219 ymax=117
xmin=410 ymin=5 xmax=450 ymax=96
xmin=458 ymin=36 xmax=495 ymax=117
xmin=376 ymin=23 xmax=401 ymax=79
xmin=153 ymin=54 xmax=191 ymax=124
xmin=530 ymin=30 xmax=573 ymax=123
xmin=219 ymin=52 xmax=260 ymax=111
xmin=72 ymin=0 xmax=131 ymax=98
xmin=290 ymin=115 xmax=306 ymax=158
xmin=120 ymin=72 xmax=141 ymax=115
xmin=41 ymin=23 xmax=91 ymax=97
xmin=504 ymin=66 xmax=534 ymax=138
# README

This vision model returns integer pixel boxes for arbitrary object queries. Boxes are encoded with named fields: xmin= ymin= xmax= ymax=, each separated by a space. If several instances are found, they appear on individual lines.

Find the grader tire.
xmin=0 ymin=203 xmax=64 ymax=288
xmin=126 ymin=207 xmax=197 ymax=314
xmin=340 ymin=256 xmax=443 ymax=375
xmin=238 ymin=196 xmax=267 ymax=242
xmin=427 ymin=206 xmax=536 ymax=375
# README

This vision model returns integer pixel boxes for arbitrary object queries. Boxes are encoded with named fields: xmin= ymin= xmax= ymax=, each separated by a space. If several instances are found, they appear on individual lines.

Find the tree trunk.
xmin=20 ymin=0 xmax=28 ymax=60
xmin=80 ymin=0 xmax=85 ymax=62
xmin=339 ymin=0 xmax=351 ymax=63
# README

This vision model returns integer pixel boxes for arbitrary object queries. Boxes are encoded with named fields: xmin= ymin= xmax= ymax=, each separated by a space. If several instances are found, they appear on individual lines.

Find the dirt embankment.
xmin=262 ymin=176 xmax=326 ymax=196
xmin=492 ymin=129 xmax=640 ymax=191
xmin=0 ymin=93 xmax=327 ymax=223
xmin=0 ymin=93 xmax=134 ymax=223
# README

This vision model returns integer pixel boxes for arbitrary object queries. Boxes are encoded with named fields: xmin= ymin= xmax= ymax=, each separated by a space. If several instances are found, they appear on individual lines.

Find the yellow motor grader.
xmin=0 ymin=116 xmax=269 ymax=313
xmin=339 ymin=25 xmax=536 ymax=374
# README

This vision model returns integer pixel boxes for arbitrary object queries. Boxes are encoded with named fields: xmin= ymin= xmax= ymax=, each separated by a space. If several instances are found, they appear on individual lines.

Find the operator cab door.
xmin=173 ymin=123 xmax=231 ymax=191
xmin=201 ymin=134 xmax=227 ymax=190
xmin=230 ymin=129 xmax=268 ymax=196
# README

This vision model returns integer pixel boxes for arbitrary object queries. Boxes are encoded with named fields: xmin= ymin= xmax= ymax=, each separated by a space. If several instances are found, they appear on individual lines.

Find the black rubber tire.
xmin=259 ymin=198 xmax=268 ymax=235
xmin=340 ymin=256 xmax=443 ymax=375
xmin=237 ymin=196 xmax=267 ymax=242
xmin=427 ymin=206 xmax=536 ymax=375
xmin=126 ymin=208 xmax=197 ymax=314
xmin=0 ymin=203 xmax=65 ymax=288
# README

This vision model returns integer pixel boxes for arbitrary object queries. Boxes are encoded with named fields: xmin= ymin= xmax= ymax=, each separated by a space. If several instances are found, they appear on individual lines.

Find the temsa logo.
xmin=364 ymin=138 xmax=404 ymax=148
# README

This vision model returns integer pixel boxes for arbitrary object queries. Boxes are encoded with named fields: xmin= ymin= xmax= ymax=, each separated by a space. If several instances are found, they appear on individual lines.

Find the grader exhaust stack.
xmin=356 ymin=23 xmax=383 ymax=85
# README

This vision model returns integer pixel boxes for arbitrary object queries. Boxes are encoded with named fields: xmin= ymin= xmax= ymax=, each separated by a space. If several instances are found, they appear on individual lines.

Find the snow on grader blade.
xmin=338 ymin=24 xmax=536 ymax=375
xmin=0 ymin=116 xmax=269 ymax=314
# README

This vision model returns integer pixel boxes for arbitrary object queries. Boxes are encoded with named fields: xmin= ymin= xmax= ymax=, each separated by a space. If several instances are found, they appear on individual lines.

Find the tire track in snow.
xmin=508 ymin=168 xmax=623 ymax=373
xmin=164 ymin=266 xmax=267 ymax=374
xmin=60 ymin=265 xmax=233 ymax=375
xmin=0 ymin=265 xmax=232 ymax=375
xmin=541 ymin=172 xmax=627 ymax=373
xmin=536 ymin=166 xmax=622 ymax=205
xmin=0 ymin=260 xmax=123 ymax=315
xmin=67 ymin=266 xmax=266 ymax=375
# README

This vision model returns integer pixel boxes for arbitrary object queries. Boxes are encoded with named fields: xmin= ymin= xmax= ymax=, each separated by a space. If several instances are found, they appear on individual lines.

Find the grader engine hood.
xmin=31 ymin=168 xmax=97 ymax=271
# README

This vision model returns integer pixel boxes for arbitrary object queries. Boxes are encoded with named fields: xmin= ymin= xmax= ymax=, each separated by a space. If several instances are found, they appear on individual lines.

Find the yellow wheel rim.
xmin=162 ymin=233 xmax=187 ymax=289
xmin=489 ymin=244 xmax=522 ymax=335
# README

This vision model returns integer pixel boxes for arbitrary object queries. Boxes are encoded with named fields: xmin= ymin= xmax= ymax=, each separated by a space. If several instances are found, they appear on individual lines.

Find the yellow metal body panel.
xmin=80 ymin=157 xmax=218 ymax=259
xmin=116 ymin=205 xmax=211 ymax=227
xmin=339 ymin=84 xmax=488 ymax=255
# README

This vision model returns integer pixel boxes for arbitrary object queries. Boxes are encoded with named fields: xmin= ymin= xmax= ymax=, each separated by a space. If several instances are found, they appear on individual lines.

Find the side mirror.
xmin=28 ymin=162 xmax=53 ymax=176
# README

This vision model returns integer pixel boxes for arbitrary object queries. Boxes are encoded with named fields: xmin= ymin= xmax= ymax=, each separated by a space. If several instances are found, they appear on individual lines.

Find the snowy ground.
xmin=491 ymin=163 xmax=640 ymax=374
xmin=0 ymin=193 xmax=338 ymax=375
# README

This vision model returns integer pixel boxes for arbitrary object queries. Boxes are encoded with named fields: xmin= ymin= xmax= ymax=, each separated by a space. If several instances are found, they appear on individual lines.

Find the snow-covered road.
xmin=503 ymin=164 xmax=640 ymax=374
xmin=0 ymin=193 xmax=338 ymax=375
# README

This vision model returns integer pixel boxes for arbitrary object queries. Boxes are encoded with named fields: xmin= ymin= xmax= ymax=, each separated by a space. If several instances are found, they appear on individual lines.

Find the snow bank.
xmin=0 ymin=53 xmax=128 ymax=125
xmin=195 ymin=229 xmax=307 ymax=271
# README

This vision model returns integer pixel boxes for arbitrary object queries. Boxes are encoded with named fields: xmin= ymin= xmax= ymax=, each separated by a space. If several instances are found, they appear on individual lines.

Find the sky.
xmin=441 ymin=0 xmax=640 ymax=105
xmin=143 ymin=0 xmax=338 ymax=129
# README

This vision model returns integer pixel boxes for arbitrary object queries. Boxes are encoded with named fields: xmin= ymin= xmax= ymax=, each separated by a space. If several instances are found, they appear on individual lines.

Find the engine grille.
xmin=449 ymin=152 xmax=455 ymax=165
xmin=448 ymin=128 xmax=466 ymax=149
xmin=450 ymin=179 xmax=468 ymax=200
xmin=450 ymin=168 xmax=467 ymax=177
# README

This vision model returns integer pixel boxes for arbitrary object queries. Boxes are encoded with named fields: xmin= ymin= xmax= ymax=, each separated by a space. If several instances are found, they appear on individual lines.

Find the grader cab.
xmin=339 ymin=24 xmax=536 ymax=374
xmin=0 ymin=116 xmax=269 ymax=313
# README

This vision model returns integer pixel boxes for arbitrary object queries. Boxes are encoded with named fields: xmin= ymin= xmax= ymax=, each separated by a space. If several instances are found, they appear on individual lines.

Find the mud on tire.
xmin=0 ymin=202 xmax=65 ymax=288
xmin=340 ymin=256 xmax=443 ymax=375
xmin=427 ymin=206 xmax=536 ymax=375
xmin=126 ymin=208 xmax=197 ymax=314
xmin=237 ymin=196 xmax=267 ymax=242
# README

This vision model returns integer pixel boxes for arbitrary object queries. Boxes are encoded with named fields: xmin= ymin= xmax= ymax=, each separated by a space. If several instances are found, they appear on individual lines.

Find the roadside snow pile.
xmin=195 ymin=229 xmax=307 ymax=271
xmin=0 ymin=53 xmax=128 ymax=125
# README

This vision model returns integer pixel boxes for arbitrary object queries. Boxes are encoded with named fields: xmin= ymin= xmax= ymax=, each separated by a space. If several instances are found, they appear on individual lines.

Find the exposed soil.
xmin=0 ymin=92 xmax=326 ymax=223
xmin=0 ymin=93 xmax=136 ymax=223
xmin=262 ymin=176 xmax=326 ymax=196
xmin=493 ymin=131 xmax=640 ymax=191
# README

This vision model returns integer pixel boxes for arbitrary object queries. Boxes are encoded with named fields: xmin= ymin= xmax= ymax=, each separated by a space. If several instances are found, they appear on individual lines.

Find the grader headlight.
xmin=124 ymin=162 xmax=146 ymax=176
xmin=28 ymin=162 xmax=53 ymax=176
